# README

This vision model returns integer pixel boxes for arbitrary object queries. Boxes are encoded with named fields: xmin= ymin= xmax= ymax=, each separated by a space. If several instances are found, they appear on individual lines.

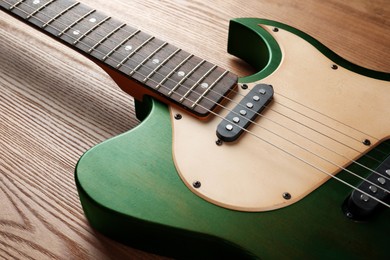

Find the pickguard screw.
xmin=193 ymin=181 xmax=201 ymax=188
xmin=216 ymin=139 xmax=223 ymax=146
xmin=241 ymin=84 xmax=248 ymax=90
xmin=362 ymin=139 xmax=371 ymax=146
xmin=273 ymin=28 xmax=279 ymax=32
xmin=331 ymin=64 xmax=338 ymax=70
xmin=282 ymin=192 xmax=291 ymax=200
xmin=174 ymin=114 xmax=182 ymax=120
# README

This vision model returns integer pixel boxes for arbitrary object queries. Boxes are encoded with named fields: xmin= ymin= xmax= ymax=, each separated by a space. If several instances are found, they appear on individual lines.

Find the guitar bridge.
xmin=216 ymin=84 xmax=274 ymax=142
xmin=343 ymin=155 xmax=390 ymax=220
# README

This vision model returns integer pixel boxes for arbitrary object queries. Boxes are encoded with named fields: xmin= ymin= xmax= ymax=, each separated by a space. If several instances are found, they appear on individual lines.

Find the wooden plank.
xmin=0 ymin=0 xmax=388 ymax=259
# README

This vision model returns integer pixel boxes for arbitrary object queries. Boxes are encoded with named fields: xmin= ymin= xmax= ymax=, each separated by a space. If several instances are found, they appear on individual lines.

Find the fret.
xmin=9 ymin=0 xmax=23 ymax=10
xmin=143 ymin=48 xmax=181 ymax=82
xmin=129 ymin=42 xmax=168 ymax=76
xmin=6 ymin=0 xmax=38 ymax=20
xmin=87 ymin=23 xmax=126 ymax=53
xmin=6 ymin=0 xmax=44 ymax=24
xmin=180 ymin=65 xmax=217 ymax=102
xmin=72 ymin=15 xmax=110 ymax=45
xmin=168 ymin=59 xmax=206 ymax=96
xmin=35 ymin=2 xmax=88 ymax=36
xmin=116 ymin=35 xmax=154 ymax=69
xmin=26 ymin=0 xmax=55 ymax=19
xmin=58 ymin=8 xmax=95 ymax=36
xmin=191 ymin=70 xmax=229 ymax=108
xmin=42 ymin=1 xmax=79 ymax=28
xmin=102 ymin=29 xmax=140 ymax=61
xmin=155 ymin=53 xmax=193 ymax=90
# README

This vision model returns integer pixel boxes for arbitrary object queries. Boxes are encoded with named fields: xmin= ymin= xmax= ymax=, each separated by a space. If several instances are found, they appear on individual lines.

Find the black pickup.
xmin=343 ymin=155 xmax=390 ymax=220
xmin=216 ymin=84 xmax=274 ymax=142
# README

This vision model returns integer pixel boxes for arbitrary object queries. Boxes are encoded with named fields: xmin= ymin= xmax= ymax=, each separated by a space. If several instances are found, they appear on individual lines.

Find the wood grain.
xmin=0 ymin=0 xmax=388 ymax=259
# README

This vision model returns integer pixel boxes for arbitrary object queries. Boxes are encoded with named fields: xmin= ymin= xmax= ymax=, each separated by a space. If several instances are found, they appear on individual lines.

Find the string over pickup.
xmin=216 ymin=84 xmax=274 ymax=142
xmin=343 ymin=155 xmax=390 ymax=220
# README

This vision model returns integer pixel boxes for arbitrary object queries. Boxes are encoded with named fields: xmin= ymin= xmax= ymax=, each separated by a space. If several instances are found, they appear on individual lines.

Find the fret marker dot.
xmin=152 ymin=58 xmax=160 ymax=64
xmin=89 ymin=18 xmax=97 ymax=23
xmin=73 ymin=30 xmax=80 ymax=35
xmin=201 ymin=83 xmax=209 ymax=89
xmin=125 ymin=45 xmax=132 ymax=51
xmin=178 ymin=71 xmax=185 ymax=77
xmin=33 ymin=0 xmax=40 ymax=4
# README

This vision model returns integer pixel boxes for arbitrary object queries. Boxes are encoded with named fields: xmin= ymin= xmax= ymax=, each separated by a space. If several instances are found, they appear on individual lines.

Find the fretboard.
xmin=0 ymin=0 xmax=238 ymax=117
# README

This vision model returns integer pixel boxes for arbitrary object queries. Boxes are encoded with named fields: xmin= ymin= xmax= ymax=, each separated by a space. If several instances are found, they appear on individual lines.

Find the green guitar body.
xmin=75 ymin=18 xmax=390 ymax=259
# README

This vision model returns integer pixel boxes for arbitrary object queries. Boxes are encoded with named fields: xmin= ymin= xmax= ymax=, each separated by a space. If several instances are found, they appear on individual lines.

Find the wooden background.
xmin=0 ymin=0 xmax=389 ymax=259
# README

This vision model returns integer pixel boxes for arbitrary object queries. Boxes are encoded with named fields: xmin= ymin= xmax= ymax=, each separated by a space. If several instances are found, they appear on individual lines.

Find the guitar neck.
xmin=0 ymin=0 xmax=238 ymax=118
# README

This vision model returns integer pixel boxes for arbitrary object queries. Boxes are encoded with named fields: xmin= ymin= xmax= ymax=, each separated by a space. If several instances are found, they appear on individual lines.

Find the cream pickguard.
xmin=172 ymin=25 xmax=390 ymax=211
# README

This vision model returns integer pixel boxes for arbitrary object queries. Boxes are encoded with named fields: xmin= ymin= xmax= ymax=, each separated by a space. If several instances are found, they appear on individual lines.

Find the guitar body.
xmin=75 ymin=18 xmax=390 ymax=259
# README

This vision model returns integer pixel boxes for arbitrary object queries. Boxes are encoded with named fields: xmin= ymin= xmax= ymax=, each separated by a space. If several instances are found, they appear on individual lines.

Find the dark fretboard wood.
xmin=0 ymin=0 xmax=238 ymax=117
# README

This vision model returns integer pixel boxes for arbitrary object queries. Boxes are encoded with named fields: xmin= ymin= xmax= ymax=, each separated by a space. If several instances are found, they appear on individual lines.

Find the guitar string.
xmin=8 ymin=0 xmax=387 ymax=157
xmin=4 ymin=1 xmax=390 ymax=205
xmin=5 ymin=0 xmax=390 ymax=194
xmin=272 ymin=93 xmax=390 ymax=154
xmin=5 ymin=1 xmax=390 ymax=207
xmin=261 ymin=98 xmax=390 ymax=178
xmin=16 ymin=0 xmax=387 ymax=184
xmin=8 ymin=0 xmax=385 ymax=149
xmin=34 ymin=0 xmax=390 ymax=155
xmin=8 ymin=0 xmax=387 ymax=149
xmin=5 ymin=0 xmax=390 ymax=190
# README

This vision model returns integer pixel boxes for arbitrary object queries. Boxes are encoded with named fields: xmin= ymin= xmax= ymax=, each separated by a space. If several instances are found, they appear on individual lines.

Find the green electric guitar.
xmin=2 ymin=0 xmax=390 ymax=258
